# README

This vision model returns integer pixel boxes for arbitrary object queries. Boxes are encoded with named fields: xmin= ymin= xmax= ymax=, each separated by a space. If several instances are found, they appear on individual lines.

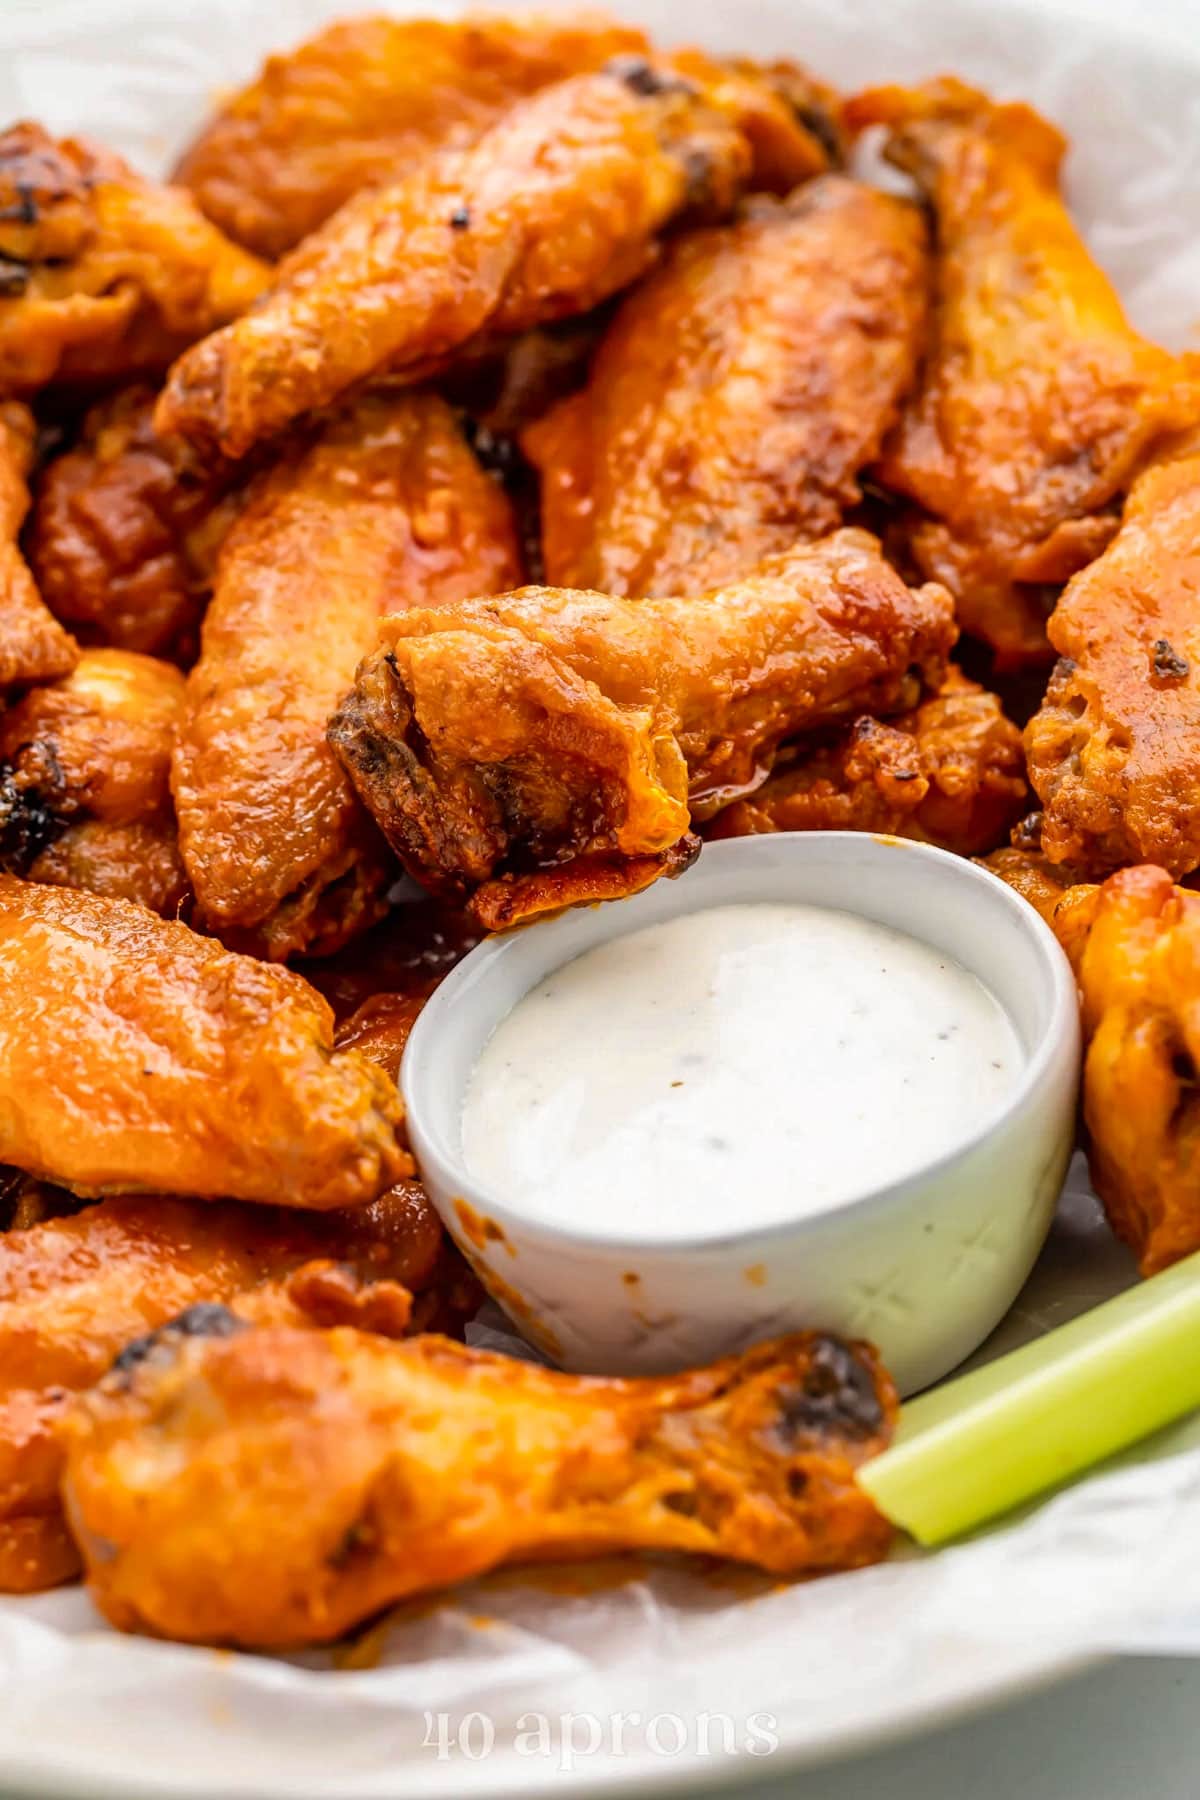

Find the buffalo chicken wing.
xmin=989 ymin=857 xmax=1200 ymax=1274
xmin=62 ymin=1320 xmax=895 ymax=1646
xmin=0 ymin=649 xmax=187 ymax=914
xmin=0 ymin=877 xmax=407 ymax=1206
xmin=330 ymin=531 xmax=955 ymax=927
xmin=172 ymin=391 xmax=520 ymax=960
xmin=1026 ymin=450 xmax=1200 ymax=879
xmin=0 ymin=122 xmax=269 ymax=395
xmin=712 ymin=669 xmax=1026 ymax=855
xmin=0 ymin=403 xmax=76 ymax=689
xmin=525 ymin=177 xmax=927 ymax=593
xmin=0 ymin=1185 xmax=465 ymax=1592
xmin=27 ymin=384 xmax=244 ymax=661
xmin=156 ymin=64 xmax=756 ymax=459
xmin=848 ymin=80 xmax=1200 ymax=665
xmin=173 ymin=11 xmax=655 ymax=258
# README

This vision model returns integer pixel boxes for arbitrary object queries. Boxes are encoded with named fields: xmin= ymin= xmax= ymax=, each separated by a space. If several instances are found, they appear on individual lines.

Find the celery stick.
xmin=859 ymin=1247 xmax=1200 ymax=1545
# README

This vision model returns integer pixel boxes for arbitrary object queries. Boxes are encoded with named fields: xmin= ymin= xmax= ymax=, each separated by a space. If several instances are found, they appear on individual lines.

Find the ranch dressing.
xmin=461 ymin=902 xmax=1023 ymax=1240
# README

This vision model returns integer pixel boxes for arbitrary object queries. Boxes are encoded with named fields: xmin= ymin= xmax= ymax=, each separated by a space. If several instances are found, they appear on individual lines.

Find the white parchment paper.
xmin=2 ymin=1 xmax=1200 ymax=1792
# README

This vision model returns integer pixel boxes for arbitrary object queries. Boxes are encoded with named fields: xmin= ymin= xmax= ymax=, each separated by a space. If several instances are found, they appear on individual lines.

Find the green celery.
xmin=859 ymin=1247 xmax=1200 ymax=1545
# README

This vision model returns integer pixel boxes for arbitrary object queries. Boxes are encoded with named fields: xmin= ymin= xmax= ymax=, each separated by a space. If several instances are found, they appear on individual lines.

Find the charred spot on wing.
xmin=679 ymin=145 xmax=724 ymax=213
xmin=0 ymin=767 xmax=65 ymax=873
xmin=793 ymin=101 xmax=845 ymax=167
xmin=0 ymin=254 xmax=28 ymax=295
xmin=773 ymin=1336 xmax=883 ymax=1444
xmin=1011 ymin=809 xmax=1046 ymax=852
xmin=462 ymin=420 xmax=522 ymax=484
xmin=110 ymin=1303 xmax=247 ymax=1378
xmin=0 ymin=181 xmax=38 ymax=227
xmin=606 ymin=56 xmax=694 ymax=101
xmin=1152 ymin=638 xmax=1190 ymax=682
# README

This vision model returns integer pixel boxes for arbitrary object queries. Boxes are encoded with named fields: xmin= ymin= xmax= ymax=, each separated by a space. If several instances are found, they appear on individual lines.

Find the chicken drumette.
xmin=62 ymin=1318 xmax=895 ymax=1646
xmin=330 ymin=532 xmax=955 ymax=927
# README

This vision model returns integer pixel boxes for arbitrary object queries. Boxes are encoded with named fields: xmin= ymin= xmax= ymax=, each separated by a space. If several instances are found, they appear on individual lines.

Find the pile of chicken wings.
xmin=0 ymin=9 xmax=1197 ymax=1649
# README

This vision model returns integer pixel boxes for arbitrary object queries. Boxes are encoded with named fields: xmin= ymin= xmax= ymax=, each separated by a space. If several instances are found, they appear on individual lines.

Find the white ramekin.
xmin=402 ymin=833 xmax=1081 ymax=1395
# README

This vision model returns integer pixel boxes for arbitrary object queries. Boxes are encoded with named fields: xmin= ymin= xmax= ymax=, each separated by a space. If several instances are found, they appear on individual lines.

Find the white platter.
xmin=3 ymin=0 xmax=1200 ymax=1792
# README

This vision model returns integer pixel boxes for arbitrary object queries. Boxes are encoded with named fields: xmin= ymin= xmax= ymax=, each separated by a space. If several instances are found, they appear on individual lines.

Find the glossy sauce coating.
xmin=712 ymin=669 xmax=1026 ymax=856
xmin=330 ymin=531 xmax=955 ymax=926
xmin=1026 ymin=451 xmax=1200 ymax=878
xmin=171 ymin=391 xmax=520 ymax=959
xmin=0 ymin=649 xmax=188 ymax=915
xmin=0 ymin=877 xmax=407 ymax=1207
xmin=156 ymin=65 xmax=754 ymax=458
xmin=0 ymin=121 xmax=268 ymax=394
xmin=173 ymin=11 xmax=655 ymax=257
xmin=849 ymin=79 xmax=1200 ymax=665
xmin=526 ymin=177 xmax=928 ymax=594
xmin=27 ymin=384 xmax=245 ymax=661
xmin=0 ymin=403 xmax=77 ymax=689
xmin=62 ymin=1323 xmax=896 ymax=1646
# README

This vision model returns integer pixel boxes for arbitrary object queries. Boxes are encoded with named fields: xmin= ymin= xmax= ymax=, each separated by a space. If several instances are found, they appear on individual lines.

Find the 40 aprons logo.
xmin=421 ymin=1709 xmax=780 ymax=1769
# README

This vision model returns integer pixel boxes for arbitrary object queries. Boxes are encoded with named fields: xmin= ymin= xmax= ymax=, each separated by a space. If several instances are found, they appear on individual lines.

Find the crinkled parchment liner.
xmin=2 ymin=1 xmax=1200 ymax=1792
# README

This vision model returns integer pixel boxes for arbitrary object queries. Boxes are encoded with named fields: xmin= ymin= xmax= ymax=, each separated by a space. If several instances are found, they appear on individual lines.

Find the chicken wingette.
xmin=525 ymin=176 xmax=928 ymax=594
xmin=156 ymin=63 xmax=757 ymax=459
xmin=27 ymin=385 xmax=244 ymax=661
xmin=988 ymin=856 xmax=1200 ymax=1276
xmin=0 ymin=1185 xmax=463 ymax=1593
xmin=847 ymin=79 xmax=1200 ymax=665
xmin=172 ymin=11 xmax=655 ymax=257
xmin=0 ymin=878 xmax=407 ymax=1207
xmin=171 ymin=391 xmax=520 ymax=960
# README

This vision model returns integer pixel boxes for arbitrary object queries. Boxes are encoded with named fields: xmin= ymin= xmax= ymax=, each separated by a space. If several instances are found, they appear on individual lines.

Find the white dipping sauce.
xmin=462 ymin=902 xmax=1024 ymax=1240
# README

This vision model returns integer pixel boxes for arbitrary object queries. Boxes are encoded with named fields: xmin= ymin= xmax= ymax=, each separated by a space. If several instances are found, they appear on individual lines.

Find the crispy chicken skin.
xmin=62 ymin=1321 xmax=895 ymax=1646
xmin=982 ymin=844 xmax=1096 ymax=948
xmin=0 ymin=649 xmax=188 ymax=914
xmin=1026 ymin=451 xmax=1200 ymax=879
xmin=1066 ymin=867 xmax=1200 ymax=1275
xmin=711 ymin=670 xmax=1026 ymax=855
xmin=525 ymin=177 xmax=928 ymax=594
xmin=172 ymin=391 xmax=520 ymax=961
xmin=27 ymin=385 xmax=243 ymax=661
xmin=329 ymin=531 xmax=955 ymax=927
xmin=991 ymin=862 xmax=1200 ymax=1275
xmin=0 ymin=122 xmax=269 ymax=396
xmin=0 ymin=1189 xmax=446 ymax=1592
xmin=664 ymin=50 xmax=843 ymax=191
xmin=155 ymin=64 xmax=756 ymax=460
xmin=0 ymin=877 xmax=407 ymax=1206
xmin=847 ymin=80 xmax=1200 ymax=666
xmin=173 ymin=12 xmax=655 ymax=258
xmin=0 ymin=403 xmax=77 ymax=689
